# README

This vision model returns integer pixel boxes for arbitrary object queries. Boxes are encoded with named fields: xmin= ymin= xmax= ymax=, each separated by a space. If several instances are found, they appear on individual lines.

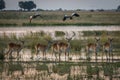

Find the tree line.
xmin=0 ymin=0 xmax=120 ymax=11
xmin=0 ymin=0 xmax=36 ymax=11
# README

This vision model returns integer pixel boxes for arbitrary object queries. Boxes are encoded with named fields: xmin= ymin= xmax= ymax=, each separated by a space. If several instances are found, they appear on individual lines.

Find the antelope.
xmin=63 ymin=13 xmax=79 ymax=21
xmin=34 ymin=39 xmax=54 ymax=60
xmin=5 ymin=41 xmax=24 ymax=60
xmin=103 ymin=37 xmax=113 ymax=61
xmin=52 ymin=32 xmax=75 ymax=61
xmin=86 ymin=37 xmax=101 ymax=61
xmin=29 ymin=14 xmax=42 ymax=23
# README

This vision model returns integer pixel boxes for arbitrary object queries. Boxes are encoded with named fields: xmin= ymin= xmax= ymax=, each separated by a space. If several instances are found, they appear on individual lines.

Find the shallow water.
xmin=0 ymin=26 xmax=120 ymax=32
xmin=3 ymin=48 xmax=119 ymax=62
xmin=0 ymin=26 xmax=120 ymax=39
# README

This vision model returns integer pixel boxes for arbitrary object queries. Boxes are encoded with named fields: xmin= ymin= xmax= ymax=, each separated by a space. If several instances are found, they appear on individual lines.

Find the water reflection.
xmin=0 ymin=61 xmax=119 ymax=80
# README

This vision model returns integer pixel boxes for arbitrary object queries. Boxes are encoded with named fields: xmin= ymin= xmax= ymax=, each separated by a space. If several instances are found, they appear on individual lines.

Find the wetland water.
xmin=0 ymin=26 xmax=120 ymax=39
xmin=0 ymin=26 xmax=120 ymax=80
xmin=0 ymin=26 xmax=120 ymax=33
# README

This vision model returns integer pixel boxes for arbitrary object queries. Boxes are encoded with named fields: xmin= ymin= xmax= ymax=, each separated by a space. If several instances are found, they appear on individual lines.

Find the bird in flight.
xmin=63 ymin=13 xmax=80 ymax=21
xmin=29 ymin=14 xmax=42 ymax=23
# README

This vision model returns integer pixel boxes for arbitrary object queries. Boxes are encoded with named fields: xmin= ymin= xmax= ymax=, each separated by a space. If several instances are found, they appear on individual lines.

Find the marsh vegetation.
xmin=0 ymin=61 xmax=119 ymax=80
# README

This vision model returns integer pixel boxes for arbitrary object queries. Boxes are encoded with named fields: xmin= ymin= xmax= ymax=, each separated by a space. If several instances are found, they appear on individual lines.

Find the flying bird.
xmin=63 ymin=15 xmax=72 ymax=21
xmin=63 ymin=13 xmax=79 ymax=21
xmin=71 ymin=13 xmax=80 ymax=17
xmin=29 ymin=14 xmax=42 ymax=23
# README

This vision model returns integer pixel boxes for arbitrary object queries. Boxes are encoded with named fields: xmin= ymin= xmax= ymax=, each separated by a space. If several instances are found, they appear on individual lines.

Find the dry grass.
xmin=0 ymin=11 xmax=120 ymax=26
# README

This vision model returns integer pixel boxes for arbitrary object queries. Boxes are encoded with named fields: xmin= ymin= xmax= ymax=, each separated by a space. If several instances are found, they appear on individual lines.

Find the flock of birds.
xmin=29 ymin=12 xmax=80 ymax=23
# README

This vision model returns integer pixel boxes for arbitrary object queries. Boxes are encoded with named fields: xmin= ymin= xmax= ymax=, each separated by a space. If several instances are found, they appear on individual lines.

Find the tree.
xmin=18 ymin=1 xmax=36 ymax=11
xmin=0 ymin=0 xmax=5 ymax=10
xmin=117 ymin=5 xmax=120 ymax=11
xmin=19 ymin=1 xmax=24 ymax=10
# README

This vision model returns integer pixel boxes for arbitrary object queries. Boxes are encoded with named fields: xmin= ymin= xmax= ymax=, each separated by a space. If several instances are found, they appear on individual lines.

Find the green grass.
xmin=53 ymin=63 xmax=71 ymax=75
xmin=0 ymin=23 xmax=17 ymax=26
xmin=36 ymin=63 xmax=48 ymax=71
xmin=55 ymin=31 xmax=65 ymax=37
xmin=8 ymin=62 xmax=23 ymax=72
xmin=0 ymin=11 xmax=120 ymax=26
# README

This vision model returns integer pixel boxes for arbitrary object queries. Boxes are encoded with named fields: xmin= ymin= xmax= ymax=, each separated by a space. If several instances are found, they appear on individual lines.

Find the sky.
xmin=4 ymin=0 xmax=120 ymax=10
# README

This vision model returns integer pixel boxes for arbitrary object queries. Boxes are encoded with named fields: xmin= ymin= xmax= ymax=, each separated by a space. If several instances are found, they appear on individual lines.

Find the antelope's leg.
xmin=43 ymin=51 xmax=45 ymax=59
xmin=102 ymin=49 xmax=104 ymax=62
xmin=59 ymin=52 xmax=61 ymax=61
xmin=6 ymin=49 xmax=10 ymax=59
xmin=68 ymin=51 xmax=70 ymax=60
xmin=111 ymin=49 xmax=113 ymax=62
xmin=17 ymin=51 xmax=19 ymax=60
xmin=65 ymin=52 xmax=66 ymax=60
xmin=95 ymin=52 xmax=97 ymax=62
xmin=55 ymin=53 xmax=57 ymax=60
xmin=9 ymin=50 xmax=12 ymax=59
xmin=105 ymin=51 xmax=108 ymax=61
xmin=109 ymin=51 xmax=111 ymax=61
xmin=17 ymin=49 xmax=21 ymax=59
xmin=94 ymin=49 xmax=96 ymax=61
xmin=45 ymin=51 xmax=46 ymax=59
xmin=36 ymin=50 xmax=39 ymax=56
xmin=35 ymin=50 xmax=39 ymax=59
xmin=88 ymin=50 xmax=90 ymax=59
xmin=43 ymin=51 xmax=46 ymax=59
xmin=111 ymin=52 xmax=113 ymax=62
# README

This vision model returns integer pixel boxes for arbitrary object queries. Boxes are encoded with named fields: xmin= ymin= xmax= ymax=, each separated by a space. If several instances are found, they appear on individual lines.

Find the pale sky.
xmin=4 ymin=0 xmax=120 ymax=10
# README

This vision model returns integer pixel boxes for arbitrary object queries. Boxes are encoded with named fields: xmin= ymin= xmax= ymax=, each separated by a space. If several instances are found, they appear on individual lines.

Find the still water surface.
xmin=0 ymin=26 xmax=120 ymax=39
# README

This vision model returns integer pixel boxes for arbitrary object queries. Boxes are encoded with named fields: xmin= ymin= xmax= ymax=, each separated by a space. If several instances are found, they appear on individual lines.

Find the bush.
xmin=55 ymin=31 xmax=65 ymax=37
